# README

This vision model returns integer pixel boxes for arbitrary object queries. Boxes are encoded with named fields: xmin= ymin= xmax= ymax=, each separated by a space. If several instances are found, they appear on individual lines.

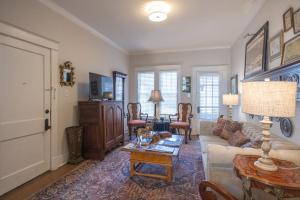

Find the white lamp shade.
xmin=223 ymin=94 xmax=239 ymax=106
xmin=148 ymin=90 xmax=164 ymax=102
xmin=242 ymin=81 xmax=297 ymax=117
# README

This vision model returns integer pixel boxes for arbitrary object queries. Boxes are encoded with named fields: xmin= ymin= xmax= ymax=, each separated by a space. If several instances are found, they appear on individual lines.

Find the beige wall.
xmin=231 ymin=0 xmax=300 ymax=145
xmin=0 ymin=0 xmax=129 ymax=166
xmin=129 ymin=48 xmax=231 ymax=104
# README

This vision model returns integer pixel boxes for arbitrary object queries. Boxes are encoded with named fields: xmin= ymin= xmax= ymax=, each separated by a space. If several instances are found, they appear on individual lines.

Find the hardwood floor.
xmin=0 ymin=163 xmax=81 ymax=200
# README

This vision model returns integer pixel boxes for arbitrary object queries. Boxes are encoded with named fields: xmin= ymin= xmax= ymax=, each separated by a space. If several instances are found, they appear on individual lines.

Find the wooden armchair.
xmin=127 ymin=103 xmax=148 ymax=140
xmin=199 ymin=181 xmax=238 ymax=200
xmin=169 ymin=103 xmax=193 ymax=144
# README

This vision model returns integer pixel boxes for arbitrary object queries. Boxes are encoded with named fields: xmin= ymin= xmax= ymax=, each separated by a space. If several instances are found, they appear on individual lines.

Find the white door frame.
xmin=192 ymin=65 xmax=229 ymax=132
xmin=0 ymin=22 xmax=60 ymax=170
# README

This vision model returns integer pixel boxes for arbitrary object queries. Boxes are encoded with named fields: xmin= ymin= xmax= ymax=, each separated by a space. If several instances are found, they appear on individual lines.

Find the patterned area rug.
xmin=30 ymin=138 xmax=204 ymax=200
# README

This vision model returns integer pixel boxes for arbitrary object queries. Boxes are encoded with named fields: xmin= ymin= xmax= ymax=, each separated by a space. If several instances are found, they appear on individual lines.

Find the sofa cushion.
xmin=199 ymin=135 xmax=229 ymax=153
xmin=212 ymin=118 xmax=226 ymax=136
xmin=228 ymin=130 xmax=250 ymax=147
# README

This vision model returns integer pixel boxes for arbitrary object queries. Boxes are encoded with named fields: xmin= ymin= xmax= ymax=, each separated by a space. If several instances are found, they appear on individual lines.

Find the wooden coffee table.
xmin=122 ymin=135 xmax=183 ymax=182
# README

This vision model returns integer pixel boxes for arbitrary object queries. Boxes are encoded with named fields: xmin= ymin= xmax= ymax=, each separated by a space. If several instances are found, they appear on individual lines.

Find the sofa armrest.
xmin=200 ymin=121 xmax=216 ymax=136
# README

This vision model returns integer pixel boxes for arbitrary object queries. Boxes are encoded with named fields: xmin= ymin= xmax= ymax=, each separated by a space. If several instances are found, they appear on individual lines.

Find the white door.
xmin=196 ymin=72 xmax=221 ymax=121
xmin=0 ymin=34 xmax=51 ymax=195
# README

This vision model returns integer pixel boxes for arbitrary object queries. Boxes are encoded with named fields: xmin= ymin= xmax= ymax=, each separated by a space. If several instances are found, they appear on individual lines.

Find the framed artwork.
xmin=244 ymin=22 xmax=268 ymax=79
xmin=268 ymin=30 xmax=283 ymax=67
xmin=182 ymin=76 xmax=191 ymax=93
xmin=293 ymin=8 xmax=300 ymax=34
xmin=282 ymin=34 xmax=300 ymax=65
xmin=283 ymin=8 xmax=294 ymax=32
xmin=230 ymin=74 xmax=238 ymax=94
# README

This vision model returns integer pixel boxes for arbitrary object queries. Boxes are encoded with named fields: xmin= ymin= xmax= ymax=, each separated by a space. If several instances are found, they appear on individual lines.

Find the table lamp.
xmin=242 ymin=81 xmax=297 ymax=171
xmin=148 ymin=90 xmax=164 ymax=120
xmin=223 ymin=93 xmax=239 ymax=120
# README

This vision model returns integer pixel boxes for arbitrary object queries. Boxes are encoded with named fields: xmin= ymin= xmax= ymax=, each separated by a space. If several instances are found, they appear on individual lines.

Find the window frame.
xmin=135 ymin=65 xmax=181 ymax=117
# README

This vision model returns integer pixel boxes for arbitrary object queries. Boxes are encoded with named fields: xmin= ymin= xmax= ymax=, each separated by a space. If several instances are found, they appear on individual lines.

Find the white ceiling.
xmin=49 ymin=0 xmax=266 ymax=54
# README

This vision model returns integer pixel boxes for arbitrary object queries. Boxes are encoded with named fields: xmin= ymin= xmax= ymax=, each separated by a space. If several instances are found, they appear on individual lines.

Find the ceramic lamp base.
xmin=254 ymin=157 xmax=278 ymax=171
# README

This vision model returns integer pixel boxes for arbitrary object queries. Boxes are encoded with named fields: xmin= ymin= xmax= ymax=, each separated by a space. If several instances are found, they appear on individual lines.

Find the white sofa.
xmin=200 ymin=120 xmax=300 ymax=200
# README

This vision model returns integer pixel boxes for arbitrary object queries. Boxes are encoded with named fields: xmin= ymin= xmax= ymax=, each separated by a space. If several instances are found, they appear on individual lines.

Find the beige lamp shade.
xmin=223 ymin=94 xmax=239 ymax=106
xmin=242 ymin=81 xmax=297 ymax=117
xmin=148 ymin=90 xmax=164 ymax=103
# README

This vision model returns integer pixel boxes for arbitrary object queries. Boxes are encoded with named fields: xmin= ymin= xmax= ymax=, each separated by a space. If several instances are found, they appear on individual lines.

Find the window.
xmin=115 ymin=77 xmax=123 ymax=101
xmin=199 ymin=73 xmax=220 ymax=120
xmin=137 ymin=72 xmax=154 ymax=116
xmin=159 ymin=71 xmax=177 ymax=115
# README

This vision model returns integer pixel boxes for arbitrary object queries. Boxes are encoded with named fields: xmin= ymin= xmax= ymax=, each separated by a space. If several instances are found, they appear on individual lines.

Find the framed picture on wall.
xmin=230 ymin=74 xmax=238 ymax=94
xmin=182 ymin=76 xmax=191 ymax=93
xmin=244 ymin=22 xmax=268 ymax=79
xmin=293 ymin=8 xmax=300 ymax=34
xmin=268 ymin=30 xmax=283 ymax=68
xmin=282 ymin=34 xmax=300 ymax=65
xmin=283 ymin=8 xmax=294 ymax=32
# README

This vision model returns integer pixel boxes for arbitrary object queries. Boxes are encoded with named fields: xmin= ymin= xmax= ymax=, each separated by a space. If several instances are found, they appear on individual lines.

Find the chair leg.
xmin=184 ymin=128 xmax=188 ymax=144
xmin=189 ymin=128 xmax=192 ymax=140
xmin=128 ymin=126 xmax=132 ymax=140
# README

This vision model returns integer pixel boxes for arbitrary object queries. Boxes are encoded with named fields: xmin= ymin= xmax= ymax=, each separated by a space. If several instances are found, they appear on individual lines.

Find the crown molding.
xmin=38 ymin=0 xmax=128 ymax=55
xmin=129 ymin=45 xmax=231 ymax=56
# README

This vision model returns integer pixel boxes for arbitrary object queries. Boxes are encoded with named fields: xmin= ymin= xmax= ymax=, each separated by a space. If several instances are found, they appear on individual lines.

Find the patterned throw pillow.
xmin=241 ymin=140 xmax=263 ymax=149
xmin=220 ymin=120 xmax=243 ymax=140
xmin=228 ymin=130 xmax=250 ymax=146
xmin=212 ymin=118 xmax=226 ymax=136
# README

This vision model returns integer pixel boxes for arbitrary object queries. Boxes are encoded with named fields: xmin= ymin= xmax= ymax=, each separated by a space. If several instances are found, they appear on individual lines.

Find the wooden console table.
xmin=233 ymin=155 xmax=300 ymax=200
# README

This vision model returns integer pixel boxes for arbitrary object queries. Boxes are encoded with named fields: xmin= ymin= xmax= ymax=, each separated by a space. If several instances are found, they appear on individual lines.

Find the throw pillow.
xmin=231 ymin=121 xmax=243 ymax=132
xmin=220 ymin=120 xmax=233 ymax=140
xmin=212 ymin=118 xmax=226 ymax=136
xmin=228 ymin=130 xmax=250 ymax=147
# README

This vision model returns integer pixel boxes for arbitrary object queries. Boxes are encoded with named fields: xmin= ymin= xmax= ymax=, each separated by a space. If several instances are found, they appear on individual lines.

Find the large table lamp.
xmin=148 ymin=90 xmax=164 ymax=120
xmin=223 ymin=93 xmax=239 ymax=120
xmin=242 ymin=81 xmax=297 ymax=171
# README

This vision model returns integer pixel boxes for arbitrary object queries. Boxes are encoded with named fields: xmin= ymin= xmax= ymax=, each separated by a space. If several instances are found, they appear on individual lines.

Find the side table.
xmin=233 ymin=154 xmax=300 ymax=200
xmin=152 ymin=120 xmax=170 ymax=132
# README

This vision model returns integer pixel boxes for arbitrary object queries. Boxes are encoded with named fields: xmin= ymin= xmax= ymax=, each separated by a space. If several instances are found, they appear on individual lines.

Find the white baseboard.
xmin=51 ymin=153 xmax=68 ymax=170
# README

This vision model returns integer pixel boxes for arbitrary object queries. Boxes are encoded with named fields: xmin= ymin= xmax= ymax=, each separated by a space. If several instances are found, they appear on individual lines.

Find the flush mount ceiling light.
xmin=144 ymin=1 xmax=171 ymax=22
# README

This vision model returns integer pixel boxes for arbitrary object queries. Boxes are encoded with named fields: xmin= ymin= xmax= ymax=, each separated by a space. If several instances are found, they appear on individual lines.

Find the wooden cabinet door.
xmin=102 ymin=103 xmax=115 ymax=151
xmin=114 ymin=102 xmax=124 ymax=144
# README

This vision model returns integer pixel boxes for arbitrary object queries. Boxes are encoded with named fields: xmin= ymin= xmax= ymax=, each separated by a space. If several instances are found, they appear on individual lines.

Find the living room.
xmin=1 ymin=0 xmax=300 ymax=199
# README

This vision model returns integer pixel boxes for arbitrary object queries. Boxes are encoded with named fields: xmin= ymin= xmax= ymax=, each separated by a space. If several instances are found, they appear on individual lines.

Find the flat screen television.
xmin=89 ymin=72 xmax=113 ymax=100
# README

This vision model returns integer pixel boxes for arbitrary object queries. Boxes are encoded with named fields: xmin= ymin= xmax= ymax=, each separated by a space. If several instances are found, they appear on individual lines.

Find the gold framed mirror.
xmin=59 ymin=61 xmax=75 ymax=86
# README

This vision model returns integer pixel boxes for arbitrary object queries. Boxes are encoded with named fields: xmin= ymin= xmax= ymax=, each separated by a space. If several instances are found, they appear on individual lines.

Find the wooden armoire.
xmin=78 ymin=101 xmax=124 ymax=160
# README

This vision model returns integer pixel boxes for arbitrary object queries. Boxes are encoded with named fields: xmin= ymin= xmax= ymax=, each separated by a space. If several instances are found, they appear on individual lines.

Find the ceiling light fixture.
xmin=144 ymin=1 xmax=171 ymax=22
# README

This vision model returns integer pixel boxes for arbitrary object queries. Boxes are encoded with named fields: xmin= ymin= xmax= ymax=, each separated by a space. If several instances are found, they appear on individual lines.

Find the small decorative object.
xmin=59 ymin=61 xmax=75 ymax=86
xmin=282 ymin=34 xmax=300 ymax=65
xmin=182 ymin=76 xmax=191 ymax=93
xmin=222 ymin=94 xmax=239 ymax=120
xmin=280 ymin=118 xmax=293 ymax=137
xmin=148 ymin=90 xmax=164 ymax=119
xmin=230 ymin=74 xmax=238 ymax=94
xmin=294 ymin=8 xmax=300 ymax=34
xmin=283 ymin=8 xmax=294 ymax=32
xmin=268 ymin=30 xmax=283 ymax=66
xmin=244 ymin=22 xmax=268 ymax=78
xmin=242 ymin=81 xmax=297 ymax=171
xmin=66 ymin=126 xmax=84 ymax=164
xmin=103 ymin=91 xmax=113 ymax=100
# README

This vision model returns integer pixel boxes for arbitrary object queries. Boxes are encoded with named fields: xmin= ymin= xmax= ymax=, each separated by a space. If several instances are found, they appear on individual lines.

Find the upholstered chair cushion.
xmin=170 ymin=121 xmax=189 ymax=129
xmin=212 ymin=118 xmax=226 ymax=136
xmin=228 ymin=130 xmax=250 ymax=147
xmin=128 ymin=120 xmax=146 ymax=126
